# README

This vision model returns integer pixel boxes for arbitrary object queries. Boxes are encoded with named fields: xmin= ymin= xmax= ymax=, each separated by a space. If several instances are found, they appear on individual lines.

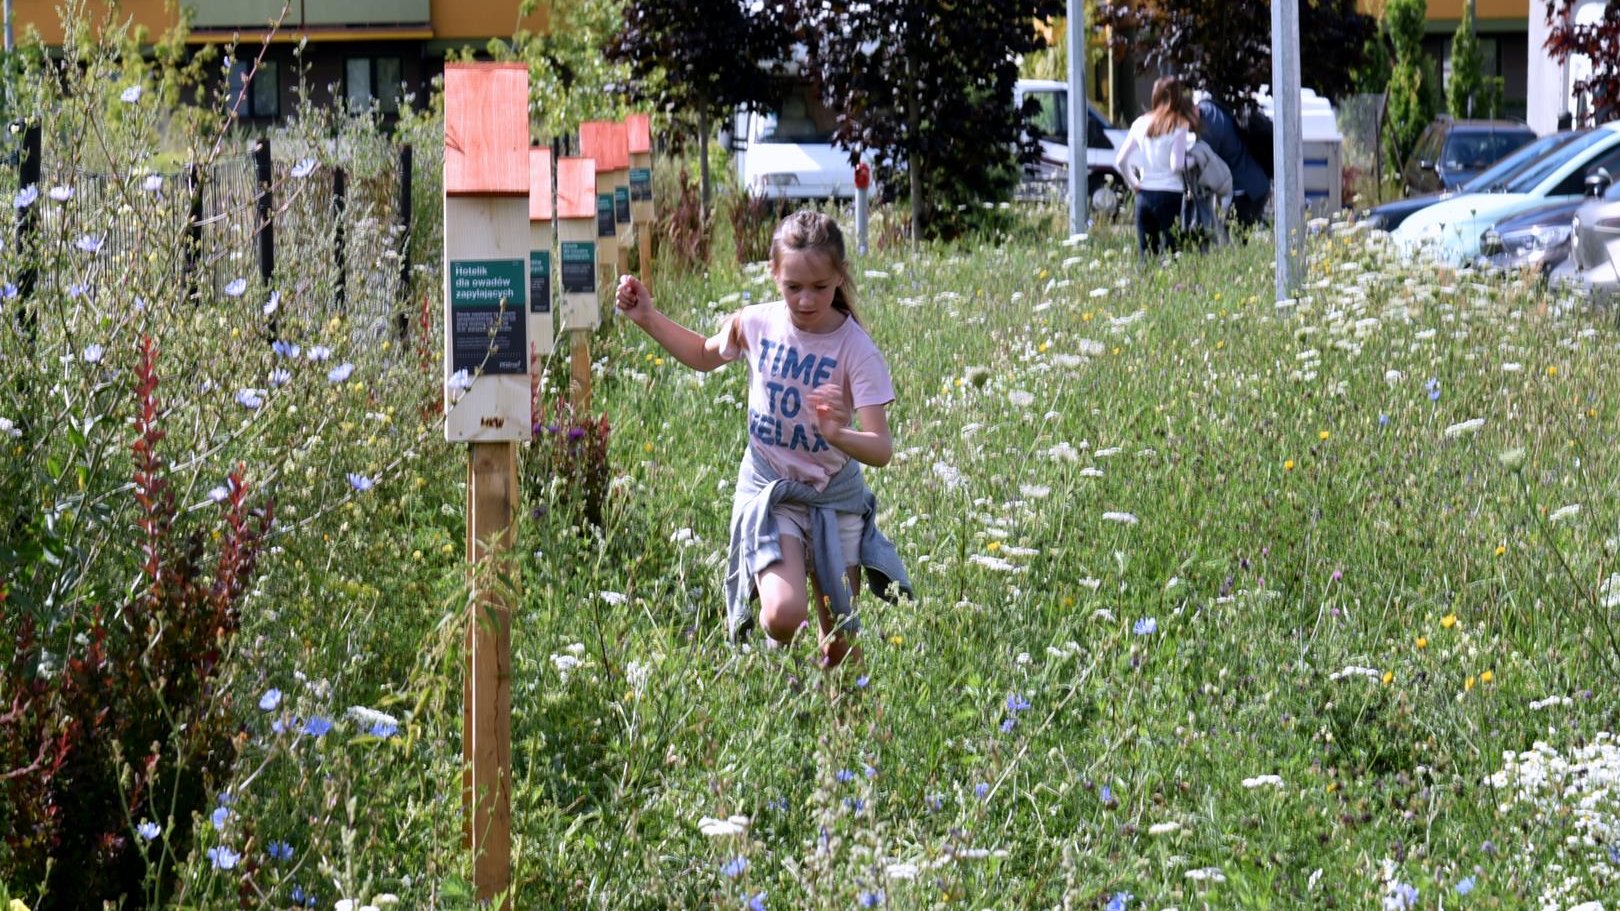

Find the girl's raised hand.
xmin=808 ymin=383 xmax=850 ymax=442
xmin=615 ymin=274 xmax=654 ymax=324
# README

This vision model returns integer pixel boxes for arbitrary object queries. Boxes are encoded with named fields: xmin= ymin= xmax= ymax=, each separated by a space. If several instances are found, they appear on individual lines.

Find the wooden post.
xmin=252 ymin=138 xmax=274 ymax=284
xmin=396 ymin=143 xmax=414 ymax=341
xmin=580 ymin=120 xmax=629 ymax=321
xmin=528 ymin=147 xmax=558 ymax=406
xmin=627 ymin=113 xmax=655 ymax=289
xmin=16 ymin=120 xmax=39 ymax=342
xmin=557 ymin=156 xmax=599 ymax=412
xmin=443 ymin=61 xmax=530 ymax=911
xmin=333 ymin=165 xmax=347 ymax=310
xmin=185 ymin=163 xmax=203 ymax=302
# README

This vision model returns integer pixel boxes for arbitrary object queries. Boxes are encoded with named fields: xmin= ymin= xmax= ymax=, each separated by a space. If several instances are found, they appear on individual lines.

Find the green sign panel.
xmin=560 ymin=241 xmax=595 ymax=294
xmin=596 ymin=193 xmax=615 ymax=237
xmin=449 ymin=258 xmax=526 ymax=375
xmin=529 ymin=250 xmax=551 ymax=315
xmin=629 ymin=167 xmax=652 ymax=202
xmin=614 ymin=186 xmax=631 ymax=223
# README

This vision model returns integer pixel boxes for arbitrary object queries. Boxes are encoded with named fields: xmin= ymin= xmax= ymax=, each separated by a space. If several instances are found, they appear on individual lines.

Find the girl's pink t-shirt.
xmin=712 ymin=300 xmax=894 ymax=490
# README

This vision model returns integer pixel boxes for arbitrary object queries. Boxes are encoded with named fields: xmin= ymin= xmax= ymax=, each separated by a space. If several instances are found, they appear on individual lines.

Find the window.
xmin=345 ymin=57 xmax=403 ymax=114
xmin=1027 ymin=90 xmax=1066 ymax=143
xmin=228 ymin=58 xmax=280 ymax=119
xmin=757 ymin=86 xmax=837 ymax=144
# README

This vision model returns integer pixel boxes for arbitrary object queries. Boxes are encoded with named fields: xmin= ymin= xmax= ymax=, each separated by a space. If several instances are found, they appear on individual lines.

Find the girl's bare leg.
xmin=756 ymin=535 xmax=810 ymax=646
xmin=811 ymin=564 xmax=864 ymax=669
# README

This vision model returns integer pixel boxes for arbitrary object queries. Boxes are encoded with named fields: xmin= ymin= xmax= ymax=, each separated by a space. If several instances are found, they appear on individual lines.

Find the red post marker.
xmin=854 ymin=162 xmax=871 ymax=191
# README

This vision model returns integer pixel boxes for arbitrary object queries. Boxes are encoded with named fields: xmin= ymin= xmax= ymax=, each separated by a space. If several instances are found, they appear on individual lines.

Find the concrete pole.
xmin=1271 ymin=0 xmax=1303 ymax=301
xmin=4 ymin=0 xmax=13 ymax=53
xmin=1066 ymin=0 xmax=1088 ymax=236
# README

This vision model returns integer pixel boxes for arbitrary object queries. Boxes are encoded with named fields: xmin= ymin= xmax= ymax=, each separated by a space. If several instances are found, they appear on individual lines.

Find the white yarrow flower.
xmin=698 ymin=815 xmax=749 ymax=837
xmin=1443 ymin=418 xmax=1485 ymax=438
xmin=1007 ymin=390 xmax=1035 ymax=408
xmin=1148 ymin=821 xmax=1181 ymax=835
xmin=1242 ymin=775 xmax=1285 ymax=789
xmin=1549 ymin=504 xmax=1580 ymax=524
xmin=1101 ymin=511 xmax=1139 ymax=525
xmin=599 ymin=591 xmax=628 ymax=605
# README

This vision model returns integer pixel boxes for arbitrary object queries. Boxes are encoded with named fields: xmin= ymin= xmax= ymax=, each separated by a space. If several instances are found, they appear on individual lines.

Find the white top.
xmin=1115 ymin=116 xmax=1190 ymax=193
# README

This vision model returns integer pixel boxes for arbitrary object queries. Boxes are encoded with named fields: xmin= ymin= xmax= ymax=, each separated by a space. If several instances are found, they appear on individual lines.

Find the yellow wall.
xmin=1357 ymin=0 xmax=1527 ymax=20
xmin=12 ymin=0 xmax=547 ymax=45
xmin=431 ymin=1 xmax=546 ymax=39
xmin=15 ymin=0 xmax=178 ymax=46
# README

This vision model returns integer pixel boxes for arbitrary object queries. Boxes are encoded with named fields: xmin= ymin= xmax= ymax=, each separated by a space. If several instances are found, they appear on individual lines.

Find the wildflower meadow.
xmin=5 ymin=16 xmax=1620 ymax=911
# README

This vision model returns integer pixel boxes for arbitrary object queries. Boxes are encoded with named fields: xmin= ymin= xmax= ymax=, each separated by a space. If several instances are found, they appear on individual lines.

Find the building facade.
xmin=13 ymin=0 xmax=548 ymax=122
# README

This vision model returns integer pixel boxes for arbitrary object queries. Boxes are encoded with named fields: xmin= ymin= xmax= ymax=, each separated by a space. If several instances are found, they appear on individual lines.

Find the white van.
xmin=1013 ymin=79 xmax=1131 ymax=211
xmin=731 ymin=80 xmax=872 ymax=201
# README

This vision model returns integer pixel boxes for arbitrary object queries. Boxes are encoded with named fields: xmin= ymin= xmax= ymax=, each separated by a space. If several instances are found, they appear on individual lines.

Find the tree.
xmin=502 ymin=0 xmax=632 ymax=140
xmin=1544 ymin=0 xmax=1620 ymax=126
xmin=1095 ymin=0 xmax=1376 ymax=112
xmin=1383 ymin=0 xmax=1439 ymax=171
xmin=1447 ymin=0 xmax=1501 ymax=118
xmin=799 ymin=0 xmax=1064 ymax=242
xmin=606 ymin=0 xmax=795 ymax=216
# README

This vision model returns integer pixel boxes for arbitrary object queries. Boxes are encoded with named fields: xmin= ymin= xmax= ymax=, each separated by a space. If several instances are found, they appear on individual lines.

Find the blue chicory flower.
xmin=1006 ymin=693 xmax=1031 ymax=713
xmin=1133 ymin=617 xmax=1158 ymax=635
xmin=1455 ymin=876 xmax=1475 ymax=896
xmin=211 ymin=806 xmax=230 ymax=830
xmin=259 ymin=688 xmax=282 ymax=711
xmin=206 ymin=845 xmax=240 ymax=870
xmin=835 ymin=769 xmax=855 ymax=784
xmin=720 ymin=856 xmax=748 ymax=878
xmin=1105 ymin=891 xmax=1132 ymax=911
xmin=745 ymin=891 xmax=766 ymax=911
xmin=303 ymin=716 xmax=332 ymax=737
xmin=858 ymin=889 xmax=884 ymax=908
xmin=369 ymin=720 xmax=399 ymax=738
xmin=266 ymin=840 xmax=294 ymax=862
xmin=136 ymin=820 xmax=160 ymax=840
xmin=974 ymin=782 xmax=990 ymax=799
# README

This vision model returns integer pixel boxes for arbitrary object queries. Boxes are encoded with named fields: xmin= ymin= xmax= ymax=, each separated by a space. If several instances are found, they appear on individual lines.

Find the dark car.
xmin=1479 ymin=197 xmax=1584 ymax=275
xmin=1402 ymin=118 xmax=1538 ymax=195
xmin=1556 ymin=170 xmax=1620 ymax=303
xmin=1364 ymin=129 xmax=1588 ymax=232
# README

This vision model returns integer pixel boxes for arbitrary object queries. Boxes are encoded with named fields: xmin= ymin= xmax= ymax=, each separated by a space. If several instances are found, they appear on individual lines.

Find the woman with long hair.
xmin=1114 ymin=75 xmax=1199 ymax=257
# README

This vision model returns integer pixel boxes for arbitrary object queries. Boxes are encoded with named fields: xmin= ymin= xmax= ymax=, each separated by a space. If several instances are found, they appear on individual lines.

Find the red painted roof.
xmin=580 ymin=120 xmax=629 ymax=172
xmin=627 ymin=114 xmax=651 ymax=155
xmin=556 ymin=157 xmax=597 ymax=219
xmin=444 ymin=62 xmax=529 ymax=196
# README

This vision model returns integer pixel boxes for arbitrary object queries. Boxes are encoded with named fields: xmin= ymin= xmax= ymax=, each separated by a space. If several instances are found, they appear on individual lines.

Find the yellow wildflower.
xmin=1441 ymin=614 xmax=1457 ymax=629
xmin=1494 ymin=545 xmax=1506 ymax=557
xmin=1284 ymin=459 xmax=1296 ymax=471
xmin=1465 ymin=676 xmax=1476 ymax=691
xmin=1381 ymin=671 xmax=1394 ymax=685
xmin=1480 ymin=670 xmax=1493 ymax=684
xmin=1416 ymin=637 xmax=1428 ymax=649
xmin=1319 ymin=430 xmax=1330 ymax=441
xmin=986 ymin=541 xmax=1001 ymax=552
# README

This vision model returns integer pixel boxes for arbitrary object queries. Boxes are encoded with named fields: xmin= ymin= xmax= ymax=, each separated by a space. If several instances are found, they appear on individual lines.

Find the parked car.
xmin=1401 ymin=118 xmax=1537 ymax=195
xmin=1555 ymin=171 xmax=1620 ymax=303
xmin=1363 ymin=130 xmax=1588 ymax=232
xmin=1014 ymin=79 xmax=1130 ymax=212
xmin=1392 ymin=122 xmax=1620 ymax=263
xmin=730 ymin=79 xmax=874 ymax=201
xmin=1478 ymin=197 xmax=1585 ymax=275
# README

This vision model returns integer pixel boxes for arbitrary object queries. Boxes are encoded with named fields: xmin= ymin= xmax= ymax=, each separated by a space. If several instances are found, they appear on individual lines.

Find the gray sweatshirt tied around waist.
xmin=725 ymin=446 xmax=912 ymax=640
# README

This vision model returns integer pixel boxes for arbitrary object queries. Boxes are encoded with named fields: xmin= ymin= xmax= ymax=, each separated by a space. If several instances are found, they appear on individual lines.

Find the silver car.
xmin=1563 ymin=173 xmax=1620 ymax=304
